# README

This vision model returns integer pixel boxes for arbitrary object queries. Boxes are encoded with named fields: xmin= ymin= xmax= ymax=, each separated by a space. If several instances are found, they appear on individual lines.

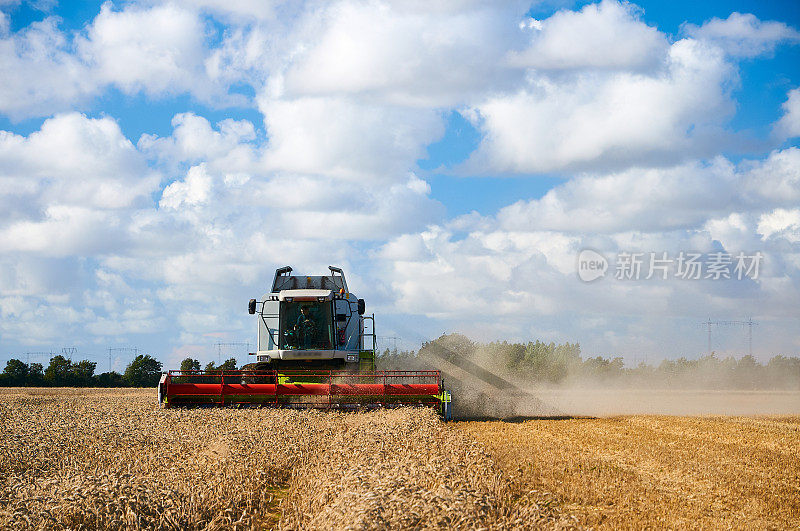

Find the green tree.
xmin=419 ymin=333 xmax=475 ymax=364
xmin=71 ymin=360 xmax=97 ymax=386
xmin=28 ymin=363 xmax=44 ymax=386
xmin=95 ymin=371 xmax=126 ymax=387
xmin=45 ymin=355 xmax=74 ymax=386
xmin=3 ymin=359 xmax=29 ymax=386
xmin=180 ymin=358 xmax=201 ymax=372
xmin=734 ymin=355 xmax=762 ymax=389
xmin=766 ymin=356 xmax=800 ymax=389
xmin=218 ymin=358 xmax=237 ymax=371
xmin=124 ymin=354 xmax=162 ymax=387
xmin=204 ymin=361 xmax=217 ymax=373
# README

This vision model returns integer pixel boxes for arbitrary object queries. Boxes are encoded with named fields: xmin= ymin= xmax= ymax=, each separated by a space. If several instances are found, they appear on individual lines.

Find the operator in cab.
xmin=295 ymin=305 xmax=316 ymax=349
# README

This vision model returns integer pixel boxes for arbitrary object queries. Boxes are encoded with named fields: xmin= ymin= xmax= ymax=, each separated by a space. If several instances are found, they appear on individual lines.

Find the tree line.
xmin=178 ymin=358 xmax=238 ymax=373
xmin=377 ymin=333 xmax=800 ymax=389
xmin=0 ymin=354 xmax=161 ymax=387
xmin=5 ymin=335 xmax=799 ymax=389
xmin=0 ymin=355 xmax=240 ymax=388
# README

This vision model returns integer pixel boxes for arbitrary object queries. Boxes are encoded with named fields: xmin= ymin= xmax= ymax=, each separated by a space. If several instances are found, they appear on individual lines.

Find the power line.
xmin=107 ymin=347 xmax=139 ymax=373
xmin=700 ymin=318 xmax=758 ymax=357
xmin=377 ymin=336 xmax=400 ymax=352
xmin=24 ymin=352 xmax=55 ymax=366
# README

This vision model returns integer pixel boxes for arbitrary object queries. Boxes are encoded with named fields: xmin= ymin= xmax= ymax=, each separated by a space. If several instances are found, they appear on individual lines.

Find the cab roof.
xmin=277 ymin=289 xmax=333 ymax=301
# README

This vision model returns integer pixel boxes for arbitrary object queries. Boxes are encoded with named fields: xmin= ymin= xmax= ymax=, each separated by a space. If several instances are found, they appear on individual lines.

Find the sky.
xmin=0 ymin=0 xmax=798 ymax=371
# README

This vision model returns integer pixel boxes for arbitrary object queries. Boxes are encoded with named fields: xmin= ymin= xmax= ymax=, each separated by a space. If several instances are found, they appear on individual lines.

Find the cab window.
xmin=280 ymin=301 xmax=333 ymax=350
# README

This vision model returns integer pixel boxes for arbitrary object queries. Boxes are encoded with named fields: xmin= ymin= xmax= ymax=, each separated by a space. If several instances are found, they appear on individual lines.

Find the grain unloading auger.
xmin=158 ymin=266 xmax=452 ymax=420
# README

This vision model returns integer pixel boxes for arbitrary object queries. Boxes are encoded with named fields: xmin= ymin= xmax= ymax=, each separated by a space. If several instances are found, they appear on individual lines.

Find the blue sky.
xmin=4 ymin=0 xmax=798 ymax=212
xmin=0 ymin=0 xmax=799 ymax=370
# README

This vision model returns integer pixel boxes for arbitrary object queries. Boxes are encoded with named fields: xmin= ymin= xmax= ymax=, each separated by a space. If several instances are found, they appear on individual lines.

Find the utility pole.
xmin=747 ymin=317 xmax=757 ymax=357
xmin=700 ymin=319 xmax=757 ymax=357
xmin=61 ymin=347 xmax=77 ymax=361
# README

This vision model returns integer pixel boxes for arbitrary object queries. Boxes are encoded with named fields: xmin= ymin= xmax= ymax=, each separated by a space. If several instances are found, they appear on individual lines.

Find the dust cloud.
xmin=446 ymin=373 xmax=800 ymax=420
xmin=378 ymin=338 xmax=800 ymax=419
xmin=463 ymin=347 xmax=800 ymax=418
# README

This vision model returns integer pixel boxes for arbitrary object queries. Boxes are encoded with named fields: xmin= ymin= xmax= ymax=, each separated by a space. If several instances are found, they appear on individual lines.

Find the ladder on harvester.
xmin=360 ymin=313 xmax=376 ymax=372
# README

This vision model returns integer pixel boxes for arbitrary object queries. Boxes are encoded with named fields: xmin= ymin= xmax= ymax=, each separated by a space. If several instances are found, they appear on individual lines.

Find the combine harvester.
xmin=158 ymin=266 xmax=452 ymax=419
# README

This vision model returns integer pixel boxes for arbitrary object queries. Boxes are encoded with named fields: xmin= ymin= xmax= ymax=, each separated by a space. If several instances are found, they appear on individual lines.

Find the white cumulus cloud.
xmin=0 ymin=113 xmax=160 ymax=222
xmin=0 ymin=18 xmax=96 ymax=118
xmin=1 ymin=1 xmax=799 ymax=362
xmin=280 ymin=0 xmax=526 ymax=107
xmin=774 ymin=88 xmax=800 ymax=140
xmin=466 ymin=38 xmax=735 ymax=173
xmin=259 ymin=96 xmax=445 ymax=180
xmin=684 ymin=12 xmax=800 ymax=58
xmin=78 ymin=2 xmax=216 ymax=99
xmin=510 ymin=0 xmax=668 ymax=71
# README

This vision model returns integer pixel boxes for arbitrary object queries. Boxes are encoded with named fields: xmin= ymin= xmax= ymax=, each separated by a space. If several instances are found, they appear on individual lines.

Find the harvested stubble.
xmin=460 ymin=415 xmax=800 ymax=529
xmin=0 ymin=388 xmax=570 ymax=530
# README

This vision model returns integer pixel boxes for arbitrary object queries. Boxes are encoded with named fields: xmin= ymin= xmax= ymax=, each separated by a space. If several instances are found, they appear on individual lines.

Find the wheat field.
xmin=460 ymin=416 xmax=800 ymax=529
xmin=1 ymin=388 xmax=798 ymax=529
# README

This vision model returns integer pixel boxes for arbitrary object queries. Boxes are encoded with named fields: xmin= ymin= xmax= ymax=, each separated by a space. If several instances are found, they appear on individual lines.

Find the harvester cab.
xmin=247 ymin=266 xmax=372 ymax=372
xmin=158 ymin=266 xmax=452 ymax=420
